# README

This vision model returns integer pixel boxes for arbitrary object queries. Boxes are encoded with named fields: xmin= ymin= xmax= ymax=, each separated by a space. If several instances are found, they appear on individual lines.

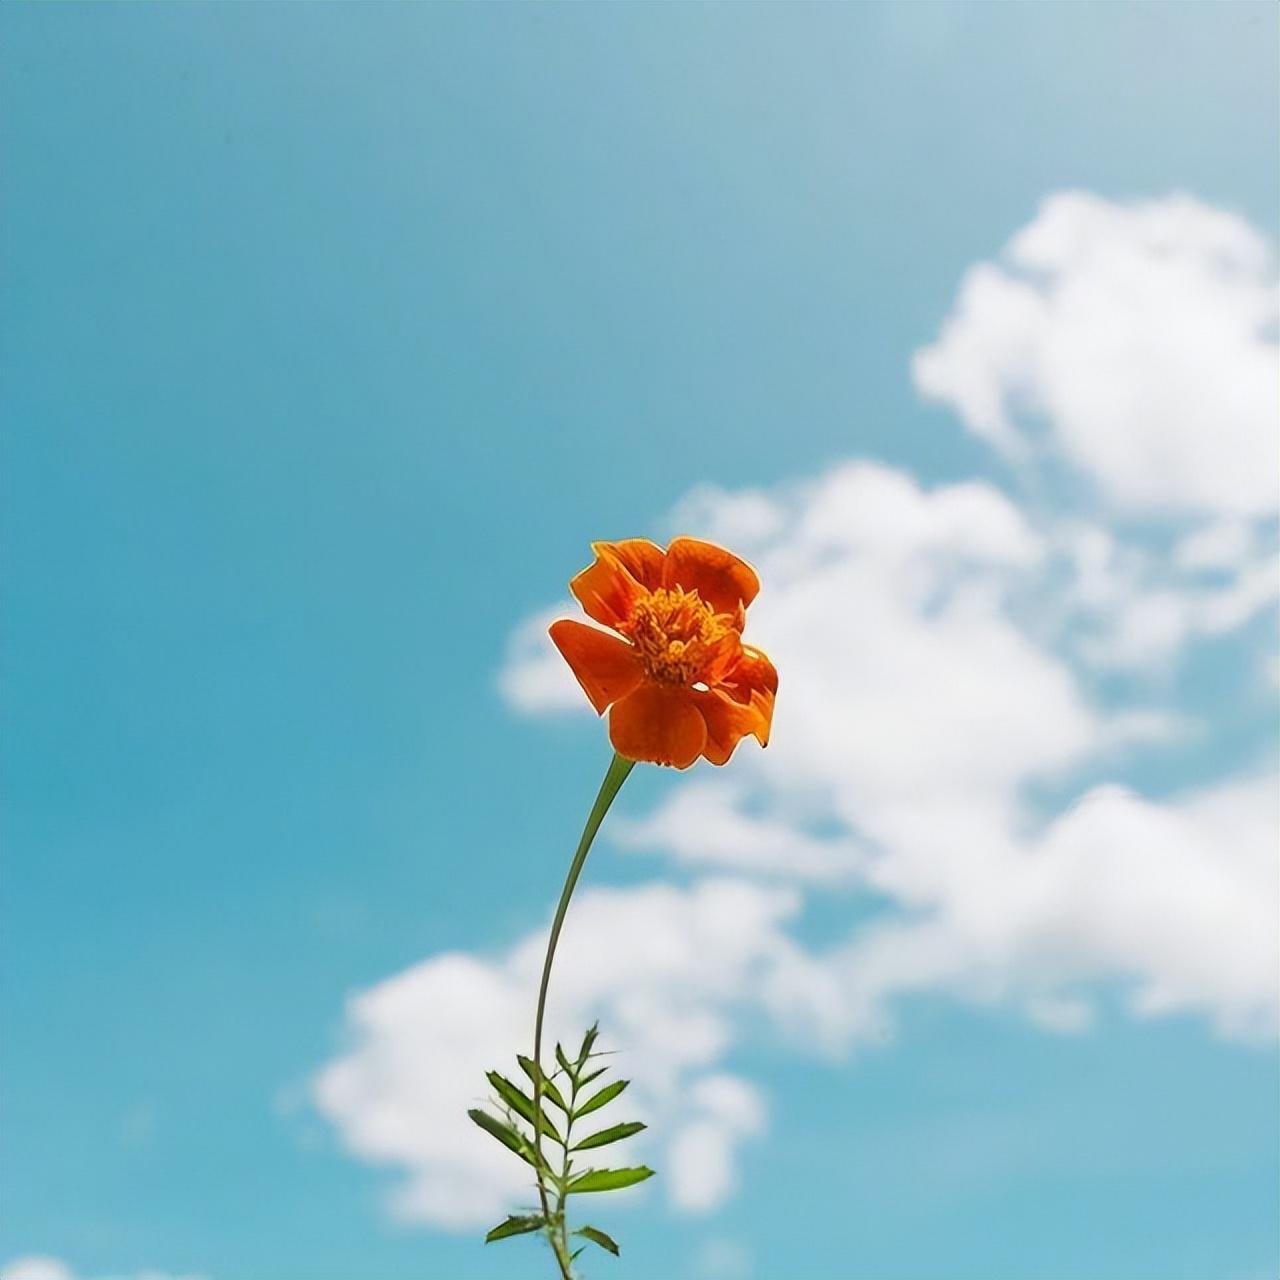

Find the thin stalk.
xmin=532 ymin=752 xmax=636 ymax=1280
xmin=550 ymin=1067 xmax=579 ymax=1269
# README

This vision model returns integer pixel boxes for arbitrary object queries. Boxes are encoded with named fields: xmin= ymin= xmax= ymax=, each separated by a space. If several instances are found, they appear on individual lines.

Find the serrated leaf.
xmin=567 ymin=1166 xmax=655 ymax=1194
xmin=574 ymin=1225 xmax=621 ymax=1256
xmin=485 ymin=1215 xmax=545 ymax=1243
xmin=572 ymin=1120 xmax=646 ymax=1151
xmin=467 ymin=1109 xmax=546 ymax=1171
xmin=487 ymin=1071 xmax=562 ymax=1144
xmin=517 ymin=1055 xmax=568 ymax=1113
xmin=575 ymin=1078 xmax=628 ymax=1120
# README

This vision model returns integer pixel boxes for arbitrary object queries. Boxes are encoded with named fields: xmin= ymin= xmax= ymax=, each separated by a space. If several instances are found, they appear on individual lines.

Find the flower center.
xmin=621 ymin=587 xmax=735 ymax=685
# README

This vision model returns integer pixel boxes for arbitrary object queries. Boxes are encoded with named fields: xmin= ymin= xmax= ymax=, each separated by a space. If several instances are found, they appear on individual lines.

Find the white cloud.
xmin=666 ymin=484 xmax=788 ymax=550
xmin=1029 ymin=776 xmax=1278 ymax=1035
xmin=313 ymin=880 xmax=804 ymax=1229
xmin=729 ymin=464 xmax=1100 ymax=814
xmin=495 ymin=604 xmax=587 ymax=715
xmin=328 ymin=457 xmax=1277 ymax=1230
xmin=834 ymin=772 xmax=1278 ymax=1042
xmin=613 ymin=780 xmax=866 ymax=883
xmin=1049 ymin=517 xmax=1278 ymax=671
xmin=913 ymin=191 xmax=1280 ymax=515
xmin=491 ymin=452 xmax=1276 ymax=1050
xmin=0 ymin=1262 xmax=206 ymax=1280
xmin=1 ymin=1262 xmax=74 ymax=1280
xmin=1174 ymin=517 xmax=1259 ymax=571
xmin=318 ymin=190 xmax=1279 ymax=1232
xmin=667 ymin=1076 xmax=765 ymax=1213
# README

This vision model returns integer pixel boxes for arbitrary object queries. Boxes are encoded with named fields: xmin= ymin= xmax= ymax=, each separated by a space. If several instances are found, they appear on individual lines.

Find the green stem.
xmin=552 ymin=1070 xmax=578 ymax=1270
xmin=532 ymin=752 xmax=636 ymax=1280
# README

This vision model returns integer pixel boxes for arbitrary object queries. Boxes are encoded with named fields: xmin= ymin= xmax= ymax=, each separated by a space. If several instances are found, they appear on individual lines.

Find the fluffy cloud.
xmin=913 ymin=191 xmax=1279 ymax=515
xmin=320 ymin=458 xmax=1277 ymax=1230
xmin=496 ymin=605 xmax=586 ymax=715
xmin=833 ymin=772 xmax=1278 ymax=1042
xmin=316 ymin=190 xmax=1278 ymax=1232
xmin=612 ymin=780 xmax=866 ymax=883
xmin=313 ymin=879 xmax=807 ymax=1229
xmin=667 ymin=1075 xmax=766 ymax=1213
xmin=579 ymin=461 xmax=1277 ymax=1044
xmin=910 ymin=192 xmax=1277 ymax=674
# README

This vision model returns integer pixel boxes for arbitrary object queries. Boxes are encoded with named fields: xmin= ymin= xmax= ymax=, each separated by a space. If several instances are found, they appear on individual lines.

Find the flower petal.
xmin=598 ymin=538 xmax=665 ymax=592
xmin=569 ymin=541 xmax=663 ymax=630
xmin=695 ymin=688 xmax=764 ymax=766
xmin=549 ymin=620 xmax=645 ymax=714
xmin=662 ymin=537 xmax=760 ymax=618
xmin=608 ymin=682 xmax=707 ymax=769
xmin=719 ymin=645 xmax=777 ymax=745
xmin=569 ymin=555 xmax=642 ymax=630
xmin=701 ymin=627 xmax=744 ymax=686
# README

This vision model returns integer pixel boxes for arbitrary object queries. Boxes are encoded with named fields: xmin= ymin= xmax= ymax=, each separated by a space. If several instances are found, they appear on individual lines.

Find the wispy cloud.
xmin=0 ymin=1260 xmax=206 ymax=1280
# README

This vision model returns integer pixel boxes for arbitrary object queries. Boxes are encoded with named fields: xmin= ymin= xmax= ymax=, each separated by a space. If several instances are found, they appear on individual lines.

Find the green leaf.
xmin=468 ymin=1111 xmax=522 ymax=1162
xmin=570 ymin=1246 xmax=585 ymax=1262
xmin=555 ymin=1042 xmax=575 ymax=1078
xmin=485 ymin=1215 xmax=545 ymax=1243
xmin=468 ymin=1108 xmax=522 ymax=1155
xmin=577 ymin=1022 xmax=600 ymax=1065
xmin=577 ymin=1065 xmax=607 ymax=1088
xmin=517 ymin=1055 xmax=568 ymax=1113
xmin=486 ymin=1071 xmax=562 ymax=1144
xmin=572 ymin=1121 xmax=646 ymax=1152
xmin=567 ymin=1166 xmax=655 ymax=1194
xmin=574 ymin=1225 xmax=621 ymax=1256
xmin=467 ymin=1109 xmax=546 ymax=1172
xmin=575 ymin=1078 xmax=628 ymax=1119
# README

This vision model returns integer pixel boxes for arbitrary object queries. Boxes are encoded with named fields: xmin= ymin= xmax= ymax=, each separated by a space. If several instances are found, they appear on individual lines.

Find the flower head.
xmin=549 ymin=538 xmax=777 ymax=768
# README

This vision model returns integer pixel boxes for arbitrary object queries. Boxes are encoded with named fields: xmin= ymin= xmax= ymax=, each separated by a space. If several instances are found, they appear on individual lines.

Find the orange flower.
xmin=549 ymin=538 xmax=778 ymax=769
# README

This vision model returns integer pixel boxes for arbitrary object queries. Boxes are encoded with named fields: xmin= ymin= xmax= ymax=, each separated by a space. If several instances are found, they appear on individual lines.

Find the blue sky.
xmin=3 ymin=5 xmax=1277 ymax=1280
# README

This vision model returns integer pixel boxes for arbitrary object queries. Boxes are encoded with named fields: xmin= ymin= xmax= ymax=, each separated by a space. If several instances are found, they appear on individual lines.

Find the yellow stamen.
xmin=621 ymin=587 xmax=735 ymax=685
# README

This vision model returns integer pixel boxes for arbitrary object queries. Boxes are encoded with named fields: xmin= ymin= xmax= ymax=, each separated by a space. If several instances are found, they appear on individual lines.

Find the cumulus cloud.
xmin=612 ymin=780 xmax=866 ymax=883
xmin=486 ymin=478 xmax=1269 ymax=1039
xmin=832 ymin=772 xmax=1278 ymax=1042
xmin=563 ymin=461 xmax=1277 ymax=1046
xmin=316 ymin=190 xmax=1278 ymax=1231
xmin=908 ymin=190 xmax=1278 ymax=673
xmin=913 ymin=191 xmax=1279 ymax=515
xmin=313 ymin=880 xmax=807 ymax=1229
xmin=323 ymin=458 xmax=1277 ymax=1229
